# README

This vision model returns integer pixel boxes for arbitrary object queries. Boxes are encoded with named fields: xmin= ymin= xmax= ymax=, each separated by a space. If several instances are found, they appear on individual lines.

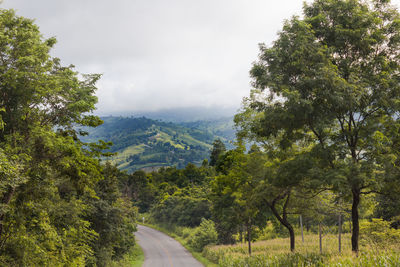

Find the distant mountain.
xmin=96 ymin=106 xmax=238 ymax=122
xmin=80 ymin=116 xmax=235 ymax=173
xmin=178 ymin=118 xmax=236 ymax=148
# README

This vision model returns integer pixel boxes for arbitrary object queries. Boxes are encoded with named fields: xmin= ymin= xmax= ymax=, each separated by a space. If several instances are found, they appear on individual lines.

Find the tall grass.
xmin=203 ymin=233 xmax=400 ymax=266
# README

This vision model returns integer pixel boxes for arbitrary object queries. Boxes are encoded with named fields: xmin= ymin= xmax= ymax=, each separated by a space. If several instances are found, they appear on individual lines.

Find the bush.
xmin=360 ymin=218 xmax=400 ymax=250
xmin=187 ymin=219 xmax=218 ymax=252
xmin=150 ymin=194 xmax=211 ymax=227
xmin=257 ymin=221 xmax=278 ymax=241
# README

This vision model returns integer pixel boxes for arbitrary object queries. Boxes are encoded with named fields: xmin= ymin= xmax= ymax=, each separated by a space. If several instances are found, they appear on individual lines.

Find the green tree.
xmin=241 ymin=0 xmax=400 ymax=253
xmin=209 ymin=147 xmax=245 ymax=244
xmin=209 ymin=139 xmax=226 ymax=166
xmin=120 ymin=170 xmax=157 ymax=213
xmin=210 ymin=145 xmax=269 ymax=252
xmin=259 ymin=141 xmax=317 ymax=252
xmin=88 ymin=163 xmax=137 ymax=267
xmin=183 ymin=163 xmax=207 ymax=185
xmin=187 ymin=219 xmax=218 ymax=252
xmin=0 ymin=9 xmax=132 ymax=265
xmin=150 ymin=186 xmax=211 ymax=227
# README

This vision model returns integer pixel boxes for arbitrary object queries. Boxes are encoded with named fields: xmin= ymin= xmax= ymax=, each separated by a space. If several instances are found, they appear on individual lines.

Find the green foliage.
xmin=210 ymin=145 xmax=271 ymax=247
xmin=360 ymin=218 xmax=400 ymax=250
xmin=0 ymin=9 xmax=138 ymax=266
xmin=375 ymin=173 xmax=400 ymax=228
xmin=179 ymin=117 xmax=236 ymax=145
xmin=119 ymin=170 xmax=157 ymax=213
xmin=87 ymin=163 xmax=137 ymax=267
xmin=187 ymin=219 xmax=218 ymax=252
xmin=210 ymin=139 xmax=226 ymax=166
xmin=150 ymin=187 xmax=211 ymax=227
xmin=81 ymin=116 xmax=234 ymax=173
xmin=151 ymin=163 xmax=212 ymax=188
xmin=256 ymin=222 xmax=278 ymax=241
xmin=236 ymin=0 xmax=400 ymax=252
xmin=209 ymin=147 xmax=247 ymax=244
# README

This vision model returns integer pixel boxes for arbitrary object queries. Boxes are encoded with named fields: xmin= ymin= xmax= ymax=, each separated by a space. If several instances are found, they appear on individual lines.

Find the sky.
xmin=2 ymin=0 xmax=400 ymax=116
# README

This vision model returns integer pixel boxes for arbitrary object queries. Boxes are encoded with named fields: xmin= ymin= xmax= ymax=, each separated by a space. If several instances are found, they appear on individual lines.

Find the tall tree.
xmin=209 ymin=139 xmax=226 ymax=166
xmin=210 ymin=145 xmax=268 ymax=249
xmin=0 ymin=9 xmax=131 ymax=265
xmin=241 ymin=0 xmax=400 ymax=253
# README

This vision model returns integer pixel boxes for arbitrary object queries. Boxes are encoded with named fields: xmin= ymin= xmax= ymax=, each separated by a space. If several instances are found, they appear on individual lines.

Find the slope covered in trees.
xmin=80 ymin=116 xmax=234 ymax=172
xmin=3 ymin=0 xmax=400 ymax=265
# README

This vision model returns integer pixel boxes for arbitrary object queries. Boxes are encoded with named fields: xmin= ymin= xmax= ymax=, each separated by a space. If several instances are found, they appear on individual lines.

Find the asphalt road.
xmin=135 ymin=224 xmax=204 ymax=267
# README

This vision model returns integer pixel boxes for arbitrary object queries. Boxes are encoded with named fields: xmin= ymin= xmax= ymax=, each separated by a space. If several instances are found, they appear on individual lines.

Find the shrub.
xmin=360 ymin=218 xmax=400 ymax=250
xmin=257 ymin=221 xmax=278 ymax=241
xmin=187 ymin=219 xmax=218 ymax=252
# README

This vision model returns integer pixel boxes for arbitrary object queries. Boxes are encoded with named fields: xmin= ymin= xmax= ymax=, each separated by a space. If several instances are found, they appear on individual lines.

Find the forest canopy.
xmin=0 ymin=9 xmax=136 ymax=266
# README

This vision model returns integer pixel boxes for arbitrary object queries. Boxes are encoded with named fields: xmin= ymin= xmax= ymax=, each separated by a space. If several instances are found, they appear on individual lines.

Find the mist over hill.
xmin=81 ymin=115 xmax=235 ymax=173
xmin=95 ymin=106 xmax=238 ymax=122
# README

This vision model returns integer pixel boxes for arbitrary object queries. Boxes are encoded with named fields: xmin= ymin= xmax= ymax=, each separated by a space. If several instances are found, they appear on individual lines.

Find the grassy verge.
xmin=140 ymin=222 xmax=218 ymax=267
xmin=130 ymin=244 xmax=145 ymax=267
xmin=109 ymin=243 xmax=144 ymax=267
xmin=203 ymin=233 xmax=400 ymax=266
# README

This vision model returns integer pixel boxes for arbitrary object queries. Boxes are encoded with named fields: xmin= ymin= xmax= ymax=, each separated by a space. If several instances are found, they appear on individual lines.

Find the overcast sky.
xmin=3 ymin=0 xmax=400 ymax=115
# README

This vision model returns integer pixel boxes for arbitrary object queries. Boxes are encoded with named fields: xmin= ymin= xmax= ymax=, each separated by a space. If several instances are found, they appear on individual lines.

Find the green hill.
xmin=80 ymin=116 xmax=234 ymax=173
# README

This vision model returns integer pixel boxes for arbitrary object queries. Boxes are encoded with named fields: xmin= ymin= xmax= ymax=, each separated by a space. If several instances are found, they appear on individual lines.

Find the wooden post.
xmin=300 ymin=215 xmax=304 ymax=243
xmin=319 ymin=222 xmax=322 ymax=253
xmin=338 ymin=213 xmax=342 ymax=253
xmin=247 ymin=221 xmax=252 ymax=256
xmin=239 ymin=224 xmax=243 ymax=243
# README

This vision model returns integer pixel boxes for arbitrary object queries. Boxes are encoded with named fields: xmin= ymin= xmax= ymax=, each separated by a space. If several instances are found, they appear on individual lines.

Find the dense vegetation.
xmin=80 ymin=116 xmax=234 ymax=172
xmin=0 ymin=9 xmax=137 ymax=266
xmin=3 ymin=0 xmax=400 ymax=266
xmin=136 ymin=0 xmax=400 ymax=266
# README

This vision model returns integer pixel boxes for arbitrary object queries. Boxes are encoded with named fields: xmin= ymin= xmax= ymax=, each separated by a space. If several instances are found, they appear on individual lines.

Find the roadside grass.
xmin=138 ymin=216 xmax=400 ymax=266
xmin=203 ymin=233 xmax=400 ymax=266
xmin=140 ymin=222 xmax=218 ymax=267
xmin=109 ymin=243 xmax=144 ymax=267
xmin=130 ymin=244 xmax=145 ymax=267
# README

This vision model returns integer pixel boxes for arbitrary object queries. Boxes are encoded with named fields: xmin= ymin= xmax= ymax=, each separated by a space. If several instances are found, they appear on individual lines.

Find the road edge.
xmin=138 ymin=223 xmax=217 ymax=267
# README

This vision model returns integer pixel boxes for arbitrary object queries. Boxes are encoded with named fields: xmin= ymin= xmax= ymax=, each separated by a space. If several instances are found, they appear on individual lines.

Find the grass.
xmin=109 ymin=243 xmax=145 ymax=267
xmin=130 ymin=244 xmax=145 ymax=267
xmin=140 ymin=223 xmax=218 ymax=267
xmin=203 ymin=233 xmax=400 ymax=266
xmin=121 ymin=144 xmax=146 ymax=155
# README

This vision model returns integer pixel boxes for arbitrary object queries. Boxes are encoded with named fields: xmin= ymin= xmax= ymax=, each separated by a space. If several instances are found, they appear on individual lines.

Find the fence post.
xmin=338 ymin=213 xmax=342 ymax=253
xmin=300 ymin=215 xmax=304 ymax=243
xmin=319 ymin=222 xmax=322 ymax=253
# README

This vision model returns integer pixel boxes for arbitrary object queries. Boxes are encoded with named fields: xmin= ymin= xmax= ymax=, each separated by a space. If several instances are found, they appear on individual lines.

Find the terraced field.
xmin=80 ymin=116 xmax=234 ymax=172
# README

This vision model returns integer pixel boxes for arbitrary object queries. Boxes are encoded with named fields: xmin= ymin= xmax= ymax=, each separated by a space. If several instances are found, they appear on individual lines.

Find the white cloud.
xmin=4 ymin=0 xmax=399 ymax=114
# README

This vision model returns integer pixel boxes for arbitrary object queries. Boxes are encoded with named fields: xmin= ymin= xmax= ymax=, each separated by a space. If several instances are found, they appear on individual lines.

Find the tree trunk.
xmin=289 ymin=225 xmax=295 ymax=252
xmin=268 ymin=191 xmax=295 ymax=252
xmin=247 ymin=220 xmax=252 ymax=256
xmin=300 ymin=215 xmax=304 ymax=243
xmin=305 ymin=218 xmax=310 ymax=232
xmin=351 ymin=187 xmax=360 ymax=254
xmin=270 ymin=202 xmax=295 ymax=249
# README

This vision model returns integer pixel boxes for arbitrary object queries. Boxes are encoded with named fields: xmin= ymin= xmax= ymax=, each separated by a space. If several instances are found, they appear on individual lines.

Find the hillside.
xmin=80 ymin=116 xmax=234 ymax=173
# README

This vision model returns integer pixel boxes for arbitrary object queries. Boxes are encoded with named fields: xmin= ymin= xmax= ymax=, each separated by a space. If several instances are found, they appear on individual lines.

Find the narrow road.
xmin=135 ymin=224 xmax=204 ymax=267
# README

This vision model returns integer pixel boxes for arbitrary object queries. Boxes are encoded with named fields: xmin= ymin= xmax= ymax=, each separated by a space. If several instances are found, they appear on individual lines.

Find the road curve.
xmin=135 ymin=224 xmax=204 ymax=267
